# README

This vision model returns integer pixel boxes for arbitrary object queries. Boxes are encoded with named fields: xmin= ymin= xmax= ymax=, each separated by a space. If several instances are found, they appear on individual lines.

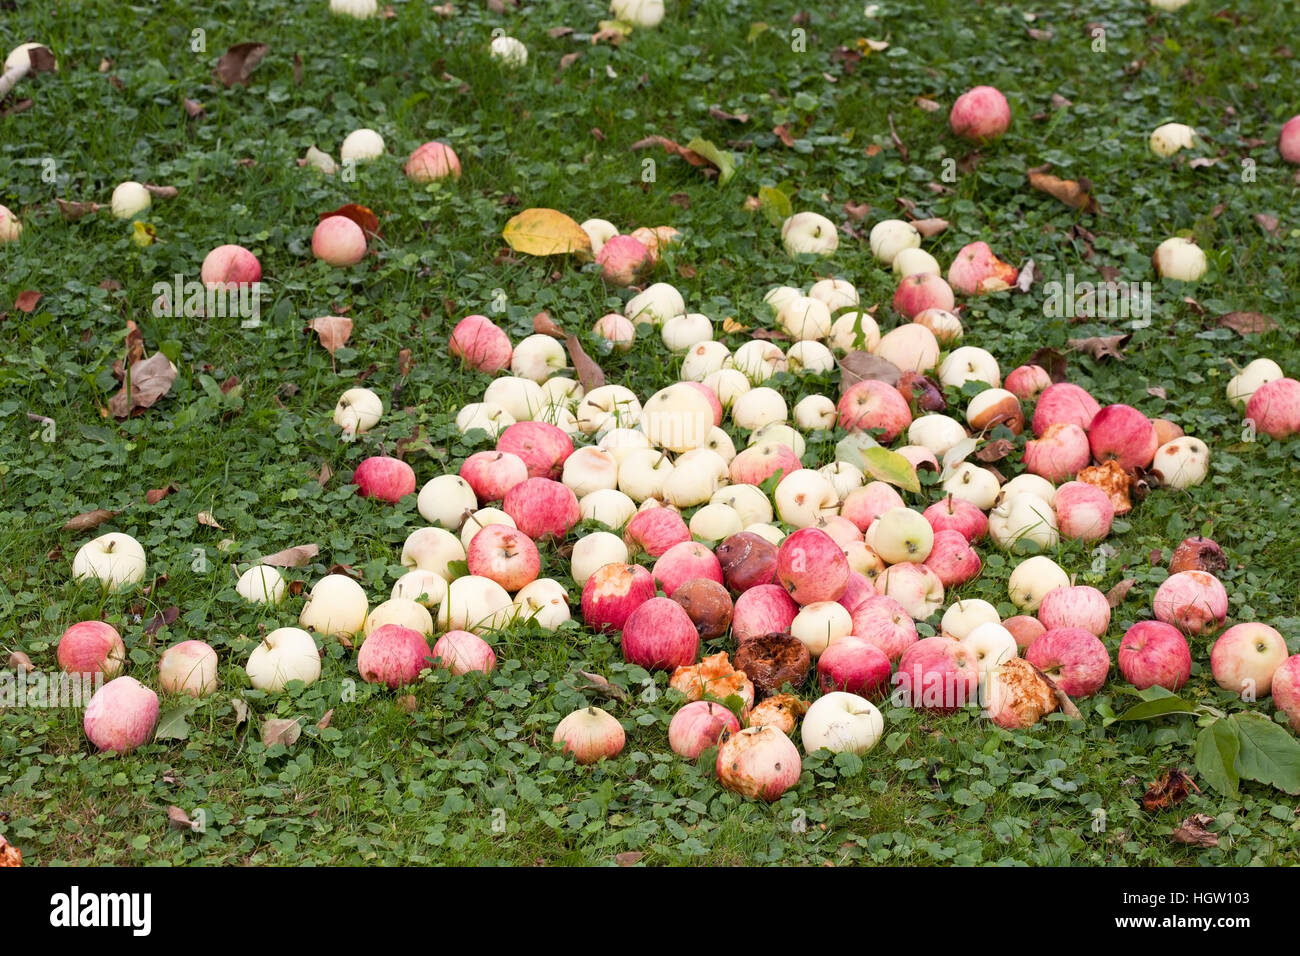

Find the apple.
xmin=1169 ymin=536 xmax=1228 ymax=576
xmin=837 ymin=380 xmax=913 ymax=440
xmin=580 ymin=488 xmax=637 ymax=530
xmin=850 ymin=595 xmax=918 ymax=660
xmin=456 ymin=402 xmax=514 ymax=438
xmin=459 ymin=451 xmax=528 ymax=503
xmin=947 ymin=241 xmax=1017 ymax=295
xmin=732 ymin=584 xmax=800 ymax=643
xmin=1244 ymin=377 xmax=1300 ymax=440
xmin=983 ymin=657 xmax=1061 ymax=729
xmin=716 ymin=725 xmax=802 ymax=801
xmin=626 ymin=282 xmax=686 ymax=325
xmin=1037 ymin=585 xmax=1110 ymax=637
xmin=1021 ymin=423 xmax=1090 ymax=484
xmin=868 ymin=219 xmax=921 ymax=265
xmin=964 ymin=621 xmax=1019 ymax=675
xmin=1118 ymin=621 xmax=1191 ymax=691
xmin=1051 ymin=480 xmax=1115 ymax=543
xmin=300 ymin=574 xmax=368 ymax=637
xmin=1007 ymin=555 xmax=1070 ymax=612
xmin=893 ymin=273 xmax=956 ymax=319
xmin=200 ymin=244 xmax=261 ymax=289
xmin=58 ymin=621 xmax=126 ymax=677
xmin=566 ymin=531 xmax=626 ymax=587
xmin=597 ymin=235 xmax=651 ymax=285
xmin=1149 ymin=436 xmax=1210 ymax=489
xmin=730 ymin=387 xmax=787 ymax=433
xmin=581 ymin=219 xmax=619 ymax=258
xmin=1153 ymin=570 xmax=1228 ymax=636
xmin=509 ymin=334 xmax=567 ymax=384
xmin=782 ymin=211 xmax=838 ymax=256
xmin=690 ymin=503 xmax=744 ymax=545
xmin=1149 ymin=122 xmax=1196 ymax=157
xmin=793 ymin=395 xmax=837 ymax=432
xmin=488 ymin=34 xmax=527 ymax=65
xmin=786 ymin=340 xmax=836 ymax=375
xmin=641 ymin=383 xmax=715 ymax=456
xmin=340 ymin=127 xmax=385 ymax=162
xmin=924 ymin=530 xmax=982 ymax=587
xmin=1280 ymin=115 xmax=1300 ymax=164
xmin=730 ymin=339 xmax=788 ymax=383
xmin=246 ymin=627 xmax=322 ymax=691
xmin=599 ymin=427 xmax=652 ymax=464
xmin=1211 ymin=623 xmax=1289 ymax=698
xmin=949 ymin=85 xmax=1011 ymax=142
xmin=110 ymin=181 xmax=151 ymax=219
xmin=83 ymin=677 xmax=159 ymax=753
xmin=892 ymin=247 xmax=941 ymax=278
xmin=774 ymin=469 xmax=839 ymax=529
xmin=875 ymin=323 xmax=940 ymax=372
xmin=412 ymin=474 xmax=476 ymax=531
xmin=1003 ymin=615 xmax=1046 ymax=650
xmin=1025 ymin=627 xmax=1110 ymax=697
xmin=940 ymin=599 xmax=1000 ymax=641
xmin=1005 ymin=364 xmax=1052 ymax=401
xmin=923 ymin=494 xmax=988 ymax=542
xmin=512 ymin=578 xmax=570 ymax=630
xmin=1153 ymin=237 xmax=1207 ymax=281
xmin=1031 ymin=383 xmax=1101 ymax=436
xmin=661 ymin=449 xmax=725 ymax=510
xmin=789 ymin=601 xmax=853 ymax=657
xmin=670 ymin=701 xmax=741 ymax=760
xmin=333 ymin=386 xmax=383 ymax=438
xmin=617 ymin=449 xmax=673 ymax=502
xmin=436 ymin=575 xmax=514 ymax=634
xmin=431 ymin=629 xmax=497 ymax=675
xmin=652 ymin=541 xmax=723 ymax=597
xmin=711 ymin=483 xmax=773 ymax=527
xmin=72 ymin=532 xmax=147 ymax=589
xmin=312 ymin=215 xmax=367 ymax=266
xmin=808 ymin=277 xmax=859 ymax=311
xmin=908 ymin=414 xmax=969 ymax=458
xmin=867 ymin=507 xmax=934 ymax=564
xmin=913 ymin=306 xmax=965 ymax=344
xmin=502 ymin=477 xmax=580 ymax=540
xmin=1088 ymin=405 xmax=1159 ymax=471
xmin=1151 ymin=418 xmax=1184 ymax=446
xmin=581 ymin=563 xmax=656 ymax=632
xmin=988 ymin=493 xmax=1059 ymax=550
xmin=895 ymin=636 xmax=979 ymax=711
xmin=777 ymin=528 xmax=849 ymax=605
xmin=0 ymin=203 xmax=21 ymax=243
xmin=621 ymin=597 xmax=699 ymax=670
xmin=966 ymin=389 xmax=1024 ymax=435
xmin=1226 ymin=358 xmax=1283 ymax=410
xmin=874 ymin=563 xmax=944 ymax=620
xmin=1270 ymin=656 xmax=1300 ymax=731
xmin=682 ymin=342 xmax=733 ymax=383
xmin=777 ymin=295 xmax=833 ymax=340
xmin=816 ymin=638 xmax=892 ymax=697
xmin=593 ymin=312 xmax=637 ymax=351
xmin=405 ymin=140 xmax=461 ymax=182
xmin=497 ymin=421 xmax=574 ymax=479
xmin=554 ymin=706 xmax=625 ymax=764
xmin=156 ymin=640 xmax=219 ymax=698
xmin=391 ymin=569 xmax=448 ymax=608
xmin=801 ymin=692 xmax=884 ymax=755
xmin=458 ymin=507 xmax=514 ymax=550
xmin=715 ymin=532 xmax=779 ymax=594
xmin=701 ymin=369 xmax=751 ymax=411
xmin=829 ymin=311 xmax=882 ymax=353
xmin=354 ymin=456 xmax=416 ymax=503
xmin=837 ymin=570 xmax=878 ymax=615
xmin=671 ymin=578 xmax=734 ymax=640
xmin=357 ymin=624 xmax=432 ymax=688
xmin=623 ymin=507 xmax=690 ymax=559
xmin=465 ymin=524 xmax=541 ymax=592
xmin=363 ymin=598 xmax=434 ymax=638
xmin=449 ymin=314 xmax=512 ymax=373
xmin=331 ymin=0 xmax=378 ymax=17
xmin=401 ymin=526 xmax=465 ymax=580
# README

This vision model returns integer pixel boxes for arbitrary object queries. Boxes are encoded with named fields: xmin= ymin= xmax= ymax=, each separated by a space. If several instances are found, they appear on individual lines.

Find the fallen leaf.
xmin=231 ymin=698 xmax=249 ymax=726
xmin=548 ymin=26 xmax=574 ymax=38
xmin=914 ymin=96 xmax=942 ymax=112
xmin=0 ymin=98 xmax=34 ymax=117
xmin=772 ymin=125 xmax=796 ymax=147
xmin=1253 ymin=213 xmax=1280 ymax=236
xmin=397 ymin=348 xmax=414 ymax=377
xmin=317 ymin=462 xmax=333 ymax=486
xmin=887 ymin=113 xmax=908 ymax=162
xmin=1015 ymin=259 xmax=1037 ymax=293
xmin=1172 ymin=814 xmax=1219 ymax=847
xmin=197 ymin=511 xmax=224 ymax=529
xmin=565 ymin=333 xmax=606 ymax=392
xmin=167 ymin=806 xmax=197 ymax=831
xmin=1147 ymin=387 xmax=1167 ymax=399
xmin=214 ymin=42 xmax=269 ymax=88
xmin=1217 ymin=311 xmax=1278 ymax=336
xmin=8 ymin=651 xmax=35 ymax=673
xmin=14 ymin=290 xmax=42 ymax=313
xmin=974 ymin=439 xmax=1014 ymax=462
xmin=142 ymin=184 xmax=178 ymax=200
xmin=502 ymin=208 xmax=591 ymax=256
xmin=1026 ymin=27 xmax=1053 ymax=40
xmin=1068 ymin=335 xmax=1130 ymax=361
xmin=397 ymin=694 xmax=417 ymax=712
xmin=839 ymin=351 xmax=902 ymax=391
xmin=575 ymin=670 xmax=629 ymax=703
xmin=316 ymin=709 xmax=334 ymax=730
xmin=909 ymin=217 xmax=948 ymax=238
xmin=559 ymin=52 xmax=581 ymax=70
xmin=144 ymin=607 xmax=180 ymax=636
xmin=108 ymin=353 xmax=179 ymax=418
xmin=56 ymin=199 xmax=103 ymax=221
xmin=1187 ymin=157 xmax=1219 ymax=169
xmin=1142 ymin=769 xmax=1200 ymax=812
xmin=183 ymin=98 xmax=205 ymax=118
xmin=319 ymin=203 xmax=379 ymax=238
xmin=261 ymin=717 xmax=302 ymax=748
xmin=532 ymin=311 xmax=564 ymax=339
xmin=1051 ymin=93 xmax=1072 ymax=109
xmin=146 ymin=485 xmax=177 ymax=504
xmin=260 ymin=543 xmax=320 ymax=567
xmin=1029 ymin=170 xmax=1100 ymax=213
xmin=310 ymin=316 xmax=353 ymax=355
xmin=292 ymin=52 xmax=302 ymax=86
xmin=709 ymin=107 xmax=749 ymax=123
xmin=124 ymin=320 xmax=145 ymax=368
xmin=843 ymin=201 xmax=871 ymax=221
xmin=219 ymin=375 xmax=240 ymax=395
xmin=722 ymin=317 xmax=749 ymax=334
xmin=1106 ymin=578 xmax=1137 ymax=607
xmin=63 ymin=508 xmax=120 ymax=532
xmin=615 ymin=851 xmax=644 ymax=866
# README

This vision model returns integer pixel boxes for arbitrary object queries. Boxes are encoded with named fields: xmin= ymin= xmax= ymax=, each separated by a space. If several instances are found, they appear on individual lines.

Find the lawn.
xmin=2 ymin=0 xmax=1299 ymax=866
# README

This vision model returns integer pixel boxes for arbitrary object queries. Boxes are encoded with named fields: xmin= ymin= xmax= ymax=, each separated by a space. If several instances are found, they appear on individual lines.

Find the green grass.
xmin=2 ymin=0 xmax=1299 ymax=865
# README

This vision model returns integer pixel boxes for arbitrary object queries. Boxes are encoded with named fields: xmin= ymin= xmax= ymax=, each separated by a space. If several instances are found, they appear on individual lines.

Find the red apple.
xmin=1152 ymin=570 xmax=1228 ymax=636
xmin=581 ymin=562 xmax=656 ymax=632
xmin=460 ymin=450 xmax=529 ymax=502
xmin=716 ymin=725 xmax=802 ymax=801
xmin=83 ymin=676 xmax=159 ymax=754
xmin=837 ymin=380 xmax=913 ymax=441
xmin=496 ymin=421 xmax=573 ymax=480
xmin=653 ymin=541 xmax=723 ymax=597
xmin=502 ymin=477 xmax=580 ymax=540
xmin=947 ymin=240 xmax=1017 ymax=295
xmin=1023 ymin=423 xmax=1091 ymax=482
xmin=621 ymin=597 xmax=700 ymax=670
xmin=818 ymin=636 xmax=892 ymax=697
xmin=776 ymin=528 xmax=849 ymax=605
xmin=358 ymin=624 xmax=432 ymax=688
xmin=1005 ymin=364 xmax=1051 ymax=401
xmin=1037 ymin=585 xmax=1111 ymax=637
xmin=923 ymin=494 xmax=988 ymax=542
xmin=850 ymin=595 xmax=918 ymax=661
xmin=729 ymin=442 xmax=801 ymax=486
xmin=431 ymin=629 xmax=497 ymax=675
xmin=836 ymin=571 xmax=878 ymax=616
xmin=1003 ymin=615 xmax=1046 ymax=650
xmin=405 ymin=140 xmax=462 ymax=181
xmin=1031 ymin=382 xmax=1100 ymax=437
xmin=312 ymin=215 xmax=367 ymax=267
xmin=57 ymin=621 xmax=126 ymax=677
xmin=732 ymin=584 xmax=799 ymax=643
xmin=949 ymin=85 xmax=1011 ymax=143
xmin=466 ymin=524 xmax=541 ymax=592
xmin=895 ymin=636 xmax=979 ymax=712
xmin=1118 ymin=621 xmax=1191 ymax=691
xmin=893 ymin=273 xmax=955 ymax=319
xmin=1169 ymin=536 xmax=1228 ymax=575
xmin=1025 ymin=627 xmax=1110 ymax=697
xmin=1088 ymin=404 xmax=1159 ymax=471
xmin=1053 ymin=480 xmax=1115 ymax=541
xmin=624 ymin=507 xmax=691 ymax=558
xmin=923 ymin=529 xmax=982 ymax=587
xmin=670 ymin=700 xmax=742 ymax=759
xmin=449 ymin=314 xmax=512 ymax=373
xmin=200 ymin=243 xmax=261 ymax=289
xmin=354 ymin=456 xmax=417 ymax=503
xmin=842 ymin=482 xmax=906 ymax=532
xmin=1244 ymin=377 xmax=1300 ymax=440
xmin=1271 ymin=655 xmax=1300 ymax=731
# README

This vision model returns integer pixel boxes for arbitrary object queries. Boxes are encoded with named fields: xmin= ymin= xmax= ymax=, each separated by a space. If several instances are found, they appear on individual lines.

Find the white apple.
xmin=940 ymin=599 xmax=1001 ymax=640
xmin=489 ymin=35 xmax=528 ymax=66
xmin=875 ymin=324 xmax=940 ymax=372
xmin=417 ymin=474 xmax=478 ymax=530
xmin=456 ymin=402 xmax=514 ymax=437
xmin=617 ymin=448 xmax=675 ymax=502
xmin=808 ymin=278 xmax=859 ymax=311
xmin=364 ymin=597 xmax=434 ymax=637
xmin=662 ymin=313 xmax=713 ymax=351
xmin=1000 ymin=474 xmax=1056 ymax=506
xmin=938 ymin=346 xmax=1001 ymax=389
xmin=680 ymin=341 xmax=732 ymax=381
xmin=483 ymin=376 xmax=546 ymax=421
xmin=598 ymin=427 xmax=652 ymax=464
xmin=892 ymin=247 xmax=941 ymax=277
xmin=513 ymin=578 xmax=571 ymax=630
xmin=571 ymin=531 xmax=630 ymax=586
xmin=1226 ymin=358 xmax=1283 ymax=410
xmin=1149 ymin=122 xmax=1196 ymax=157
xmin=794 ymin=394 xmax=837 ymax=431
xmin=819 ymin=461 xmax=865 ymax=501
xmin=801 ymin=692 xmax=884 ymax=755
xmin=711 ymin=483 xmax=773 ymax=526
xmin=729 ymin=339 xmax=786 ymax=383
xmin=1153 ymin=237 xmax=1207 ymax=281
xmin=744 ymin=523 xmax=785 ymax=545
xmin=391 ymin=568 xmax=449 ymax=608
xmin=785 ymin=340 xmax=836 ymax=374
xmin=764 ymin=285 xmax=803 ymax=315
xmin=236 ymin=565 xmax=286 ymax=604
xmin=562 ymin=446 xmax=619 ymax=496
xmin=791 ymin=601 xmax=854 ymax=656
xmin=829 ymin=311 xmax=881 ymax=353
xmin=580 ymin=488 xmax=638 ymax=528
xmin=299 ymin=574 xmax=368 ymax=636
xmin=580 ymin=218 xmax=619 ymax=257
xmin=437 ymin=575 xmax=514 ymax=634
xmin=867 ymin=507 xmax=934 ymax=564
xmin=401 ymin=526 xmax=466 ymax=580
xmin=534 ymin=403 xmax=581 ymax=436
xmin=626 ymin=282 xmax=685 ymax=325
xmin=748 ymin=422 xmax=805 ymax=459
xmin=782 ymin=211 xmax=839 ymax=257
xmin=1149 ymin=436 xmax=1210 ymax=490
xmin=340 ymin=128 xmax=385 ymax=162
xmin=510 ymin=334 xmax=568 ymax=383
xmin=701 ymin=368 xmax=751 ymax=408
xmin=576 ymin=384 xmax=641 ymax=434
xmin=1007 ymin=555 xmax=1070 ymax=612
xmin=777 ymin=296 xmax=832 ymax=341
xmin=72 ymin=532 xmax=147 ymax=589
xmin=989 ymin=493 xmax=1059 ymax=550
xmin=246 ymin=627 xmax=321 ymax=691
xmin=963 ymin=621 xmax=1018 ymax=674
xmin=775 ymin=469 xmax=840 ymax=527
xmin=541 ymin=376 xmax=584 ymax=406
xmin=703 ymin=426 xmax=738 ymax=462
xmin=913 ymin=308 xmax=964 ymax=345
xmin=869 ymin=219 xmax=921 ymax=265
xmin=732 ymin=387 xmax=788 ymax=431
xmin=108 ymin=182 xmax=149 ymax=219
xmin=908 ymin=414 xmax=969 ymax=457
xmin=941 ymin=462 xmax=1001 ymax=510
xmin=333 ymin=387 xmax=383 ymax=438
xmin=642 ymin=382 xmax=714 ymax=452
xmin=689 ymin=503 xmax=744 ymax=543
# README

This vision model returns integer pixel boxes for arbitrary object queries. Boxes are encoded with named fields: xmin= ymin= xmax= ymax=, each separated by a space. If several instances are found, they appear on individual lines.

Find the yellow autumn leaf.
xmin=502 ymin=208 xmax=592 ymax=256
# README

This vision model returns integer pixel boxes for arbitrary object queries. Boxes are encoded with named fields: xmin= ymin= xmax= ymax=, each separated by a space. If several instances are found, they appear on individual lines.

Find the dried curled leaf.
xmin=1029 ymin=169 xmax=1101 ymax=214
xmin=909 ymin=217 xmax=949 ymax=238
xmin=309 ymin=316 xmax=353 ymax=355
xmin=1068 ymin=334 xmax=1130 ymax=361
xmin=261 ymin=717 xmax=302 ymax=748
xmin=259 ymin=543 xmax=320 ymax=567
xmin=1217 ymin=311 xmax=1278 ymax=336
xmin=319 ymin=203 xmax=379 ymax=238
xmin=1142 ymin=768 xmax=1200 ymax=812
xmin=63 ymin=508 xmax=120 ymax=532
xmin=839 ymin=350 xmax=902 ymax=392
xmin=108 ymin=353 xmax=178 ymax=418
xmin=1106 ymin=578 xmax=1137 ymax=607
xmin=1172 ymin=814 xmax=1219 ymax=847
xmin=214 ymin=42 xmax=269 ymax=88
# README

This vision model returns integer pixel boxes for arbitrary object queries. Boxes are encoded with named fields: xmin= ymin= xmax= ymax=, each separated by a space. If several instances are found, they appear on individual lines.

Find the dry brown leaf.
xmin=709 ymin=107 xmax=750 ymax=123
xmin=183 ymin=98 xmax=205 ymax=118
xmin=722 ymin=317 xmax=749 ymax=334
xmin=1253 ymin=213 xmax=1280 ymax=236
xmin=197 ymin=511 xmax=224 ymax=529
xmin=56 ymin=199 xmax=103 ymax=221
xmin=532 ymin=311 xmax=565 ymax=338
xmin=772 ymin=125 xmax=796 ymax=148
xmin=397 ymin=348 xmax=414 ymax=377
xmin=1068 ymin=334 xmax=1130 ymax=361
xmin=1142 ymin=769 xmax=1200 ymax=811
xmin=319 ymin=202 xmax=380 ymax=238
xmin=914 ymin=96 xmax=942 ymax=112
xmin=144 ymin=607 xmax=180 ymax=636
xmin=8 ymin=651 xmax=34 ymax=673
xmin=1106 ymin=578 xmax=1137 ymax=608
xmin=124 ymin=320 xmax=145 ymax=368
xmin=839 ymin=350 xmax=902 ymax=392
xmin=565 ymin=333 xmax=606 ymax=392
xmin=109 ymin=353 xmax=178 ymax=418
xmin=909 ymin=217 xmax=948 ymax=238
xmin=146 ymin=485 xmax=177 ymax=504
xmin=547 ymin=26 xmax=574 ymax=38
xmin=574 ymin=670 xmax=629 ymax=703
xmin=231 ymin=698 xmax=250 ymax=726
xmin=843 ymin=200 xmax=871 ymax=221
xmin=167 ymin=806 xmax=196 ymax=831
xmin=260 ymin=543 xmax=320 ymax=567
xmin=1218 ymin=311 xmax=1278 ymax=336
xmin=1028 ymin=171 xmax=1100 ymax=213
xmin=142 ymin=184 xmax=178 ymax=200
xmin=559 ymin=52 xmax=581 ymax=70
xmin=310 ymin=316 xmax=353 ymax=355
xmin=631 ymin=135 xmax=716 ymax=171
xmin=615 ymin=851 xmax=644 ymax=866
xmin=1187 ymin=157 xmax=1219 ymax=169
xmin=261 ymin=717 xmax=302 ymax=748
xmin=316 ymin=709 xmax=334 ymax=730
xmin=1147 ymin=387 xmax=1167 ymax=400
xmin=1172 ymin=814 xmax=1218 ymax=847
xmin=14 ymin=290 xmax=42 ymax=313
xmin=974 ymin=438 xmax=1015 ymax=463
xmin=63 ymin=508 xmax=120 ymax=532
xmin=214 ymin=42 xmax=269 ymax=88
xmin=397 ymin=694 xmax=417 ymax=713
xmin=1015 ymin=259 xmax=1037 ymax=293
xmin=0 ymin=98 xmax=34 ymax=118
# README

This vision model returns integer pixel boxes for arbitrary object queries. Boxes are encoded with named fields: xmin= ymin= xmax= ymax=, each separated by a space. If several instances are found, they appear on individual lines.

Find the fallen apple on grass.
xmin=72 ymin=532 xmax=147 ymax=589
xmin=83 ymin=676 xmax=159 ymax=754
xmin=716 ymin=725 xmax=802 ymax=800
xmin=1118 ymin=621 xmax=1191 ymax=692
xmin=312 ymin=215 xmax=367 ymax=266
xmin=354 ymin=456 xmax=416 ymax=503
xmin=1152 ymin=570 xmax=1228 ymax=636
xmin=405 ymin=141 xmax=461 ymax=181
xmin=895 ymin=636 xmax=979 ymax=712
xmin=246 ymin=627 xmax=322 ymax=691
xmin=1024 ymin=627 xmax=1110 ymax=698
xmin=817 ymin=637 xmax=892 ymax=697
xmin=669 ymin=701 xmax=741 ymax=760
xmin=781 ymin=211 xmax=838 ymax=257
xmin=801 ymin=692 xmax=884 ymax=755
xmin=431 ymin=629 xmax=497 ymax=675
xmin=621 ymin=597 xmax=700 ymax=670
xmin=554 ymin=706 xmax=625 ymax=764
xmin=1210 ymin=623 xmax=1289 ymax=698
xmin=58 ymin=621 xmax=126 ymax=678
xmin=949 ymin=85 xmax=1011 ymax=142
xmin=1270 ymin=656 xmax=1300 ymax=731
